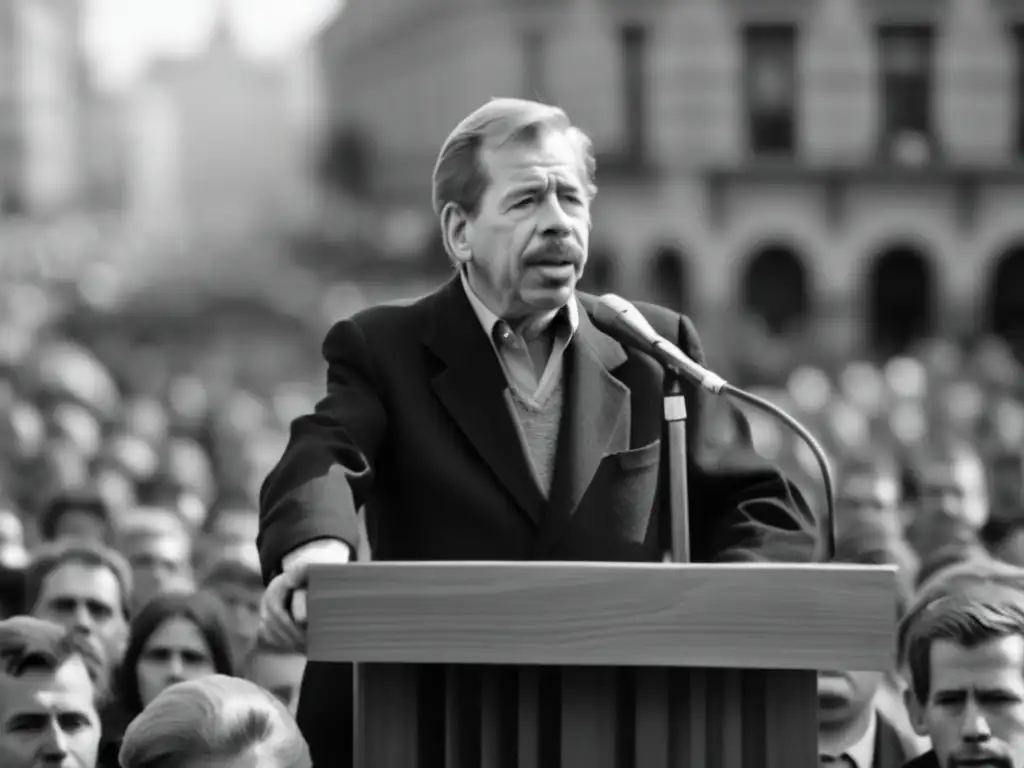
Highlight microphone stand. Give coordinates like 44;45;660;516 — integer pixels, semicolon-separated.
663;375;690;563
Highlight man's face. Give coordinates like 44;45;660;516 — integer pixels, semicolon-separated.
838;472;899;516
248;651;306;717
0;656;100;768
52;510;106;543
124;534;193;610
456;130;590;322
920;459;989;529
34;562;127;666
908;635;1024;767
817;669;884;728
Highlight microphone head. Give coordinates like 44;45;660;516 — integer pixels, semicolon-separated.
597;294;633;313
593;294;632;326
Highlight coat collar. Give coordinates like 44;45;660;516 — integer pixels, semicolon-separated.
423;275;629;530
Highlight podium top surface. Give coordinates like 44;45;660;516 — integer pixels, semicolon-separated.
307;562;897;671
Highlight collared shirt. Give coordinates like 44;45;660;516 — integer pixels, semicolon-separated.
821;711;877;768
460;270;578;406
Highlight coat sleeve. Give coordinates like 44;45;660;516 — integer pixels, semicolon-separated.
676;313;819;563
256;318;387;584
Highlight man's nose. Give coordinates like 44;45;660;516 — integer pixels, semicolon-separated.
960;700;993;743
538;196;572;236
40;719;69;757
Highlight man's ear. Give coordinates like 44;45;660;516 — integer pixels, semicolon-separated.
440;202;472;266
904;685;929;737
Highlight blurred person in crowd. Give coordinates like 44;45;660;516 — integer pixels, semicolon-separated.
48;402;103;463
38;487;112;544
823;496;925;765
118;675;310;768
104;591;235;763
0;616;103;768
115;509;194;612
25;540;132;680
836;454;916;567
91;467;137;524
241;632;306;717
114;591;234;718
902;443;992;586
31;439;92;508
201;558;263;661
0;503;28;568
898;581;1024;768
208;501;259;549
904;442;989;550
196;500;260;571
258;97;816;762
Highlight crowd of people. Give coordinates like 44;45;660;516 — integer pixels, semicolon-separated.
2;237;1024;764
0;273;320;766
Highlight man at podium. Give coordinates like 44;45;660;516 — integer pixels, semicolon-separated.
256;98;817;761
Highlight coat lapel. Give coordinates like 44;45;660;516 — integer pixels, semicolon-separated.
424;277;546;526
538;302;630;551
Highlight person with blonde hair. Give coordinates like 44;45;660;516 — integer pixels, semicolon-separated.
259;96;815;762
118;674;311;768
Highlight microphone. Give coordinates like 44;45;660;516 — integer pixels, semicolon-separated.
593;295;727;394
592;293;837;561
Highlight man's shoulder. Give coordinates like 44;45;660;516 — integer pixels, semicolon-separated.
326;284;441;340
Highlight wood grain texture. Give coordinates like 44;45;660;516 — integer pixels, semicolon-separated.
307;562;896;670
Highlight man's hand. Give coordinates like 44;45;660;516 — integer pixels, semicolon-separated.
259;539;351;651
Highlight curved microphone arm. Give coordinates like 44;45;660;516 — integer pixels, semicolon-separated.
720;383;837;562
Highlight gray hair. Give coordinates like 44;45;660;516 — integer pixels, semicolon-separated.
431;97;598;220
118;674;311;768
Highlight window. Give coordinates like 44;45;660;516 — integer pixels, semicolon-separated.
618;23;649;162
1013;26;1024;156
742;24;798;157
521;29;547;101
877;25;934;158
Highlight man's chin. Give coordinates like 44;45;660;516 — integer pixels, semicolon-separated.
522;284;574;309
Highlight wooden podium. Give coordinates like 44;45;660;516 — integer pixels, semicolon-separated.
308;561;896;767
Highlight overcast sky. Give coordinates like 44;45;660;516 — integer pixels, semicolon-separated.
82;0;342;90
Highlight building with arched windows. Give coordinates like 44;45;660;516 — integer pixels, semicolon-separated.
315;0;1024;362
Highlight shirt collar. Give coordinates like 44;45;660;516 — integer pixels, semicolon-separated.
824;711;877;768
460;269;578;343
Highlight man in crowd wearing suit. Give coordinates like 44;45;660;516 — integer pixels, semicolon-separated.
899;578;1024;767
257;97;817;763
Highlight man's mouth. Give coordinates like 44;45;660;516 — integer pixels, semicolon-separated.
531;256;575;267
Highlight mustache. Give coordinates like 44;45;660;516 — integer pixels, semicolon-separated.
525;242;583;265
950;747;1013;767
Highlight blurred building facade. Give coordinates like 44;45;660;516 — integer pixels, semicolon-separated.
0;0;86;216
317;0;1024;365
127;12;315;269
